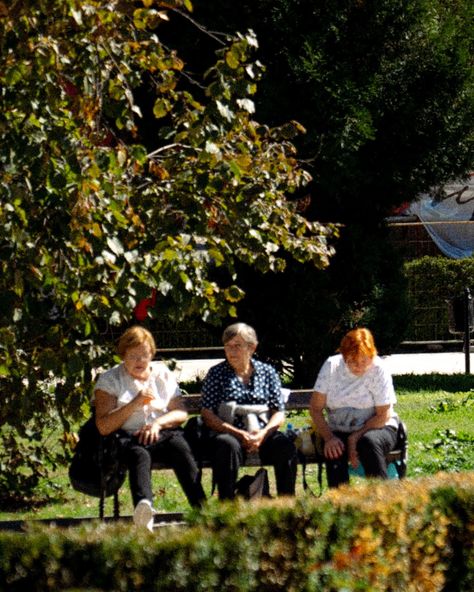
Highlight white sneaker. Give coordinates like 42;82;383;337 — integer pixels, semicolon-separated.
133;499;155;532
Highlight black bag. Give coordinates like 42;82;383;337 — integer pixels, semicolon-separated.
235;468;271;500
69;416;127;498
183;416;211;469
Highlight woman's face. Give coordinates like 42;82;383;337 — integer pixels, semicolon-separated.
122;342;153;380
344;352;374;376
224;335;256;372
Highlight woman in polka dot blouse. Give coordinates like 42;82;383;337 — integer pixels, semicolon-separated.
310;327;400;488
201;322;297;499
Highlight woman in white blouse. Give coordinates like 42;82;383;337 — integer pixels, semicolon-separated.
94;326;205;530
310;327;399;488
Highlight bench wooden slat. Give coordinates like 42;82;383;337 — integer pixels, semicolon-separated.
181;389;313;414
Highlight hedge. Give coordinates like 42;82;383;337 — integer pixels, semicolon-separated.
0;472;473;592
403;256;474;341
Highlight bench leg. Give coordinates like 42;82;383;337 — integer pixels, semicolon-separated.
99;491;105;520
113;491;120;519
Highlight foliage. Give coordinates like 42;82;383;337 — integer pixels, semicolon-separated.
192;0;474;221
429;391;474;413
416;428;474;474
403;255;474;341
176;0;474;381
404;256;474;299
0;0;336;502
0;473;473;591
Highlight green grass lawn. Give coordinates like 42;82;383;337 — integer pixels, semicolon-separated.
0;373;473;523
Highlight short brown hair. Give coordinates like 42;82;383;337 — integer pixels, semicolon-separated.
116;326;156;358
338;328;377;359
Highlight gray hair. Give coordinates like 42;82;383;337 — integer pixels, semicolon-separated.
222;322;258;346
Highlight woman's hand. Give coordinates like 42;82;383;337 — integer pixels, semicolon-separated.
245;430;267;453
237;429;256;450
135;421;161;446
347;433;360;468
133;388;155;409
324;436;345;460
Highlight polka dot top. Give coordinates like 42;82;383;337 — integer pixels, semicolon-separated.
201;359;284;425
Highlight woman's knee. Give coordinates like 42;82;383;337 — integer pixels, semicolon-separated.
124;444;152;473
164;433;198;463
261;432;297;463
214;433;241;453
357;432;383;454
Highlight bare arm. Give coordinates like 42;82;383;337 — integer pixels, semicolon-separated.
94;388;153;435
133;396;190;446
155;396;188;429
351;404;391;438
347;404;391;468
309;391;345;460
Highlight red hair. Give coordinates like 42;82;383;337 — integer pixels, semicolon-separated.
338;328;377;359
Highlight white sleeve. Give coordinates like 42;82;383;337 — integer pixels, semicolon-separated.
94;368;118;396
154;364;181;400
370;362;396;406
313;358;332;393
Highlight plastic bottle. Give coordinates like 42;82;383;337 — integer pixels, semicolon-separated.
286;422;297;440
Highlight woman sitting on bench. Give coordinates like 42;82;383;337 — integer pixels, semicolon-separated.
93;326;205;531
201;322;297;499
310;327;400;488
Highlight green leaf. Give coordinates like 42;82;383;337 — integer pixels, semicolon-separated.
153;98;171;119
229;160;241;179
225;49;240;70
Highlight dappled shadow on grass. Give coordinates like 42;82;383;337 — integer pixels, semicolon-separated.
394;373;474;393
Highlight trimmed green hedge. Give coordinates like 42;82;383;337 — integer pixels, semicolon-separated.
0;472;473;591
403;256;474;341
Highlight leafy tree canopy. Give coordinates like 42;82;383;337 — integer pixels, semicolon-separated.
190;0;474;222
176;0;473;383
0;0;336;502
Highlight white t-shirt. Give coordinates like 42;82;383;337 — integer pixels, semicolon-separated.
313;354;397;432
93;361;181;434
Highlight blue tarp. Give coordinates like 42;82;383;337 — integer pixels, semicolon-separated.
408;174;474;259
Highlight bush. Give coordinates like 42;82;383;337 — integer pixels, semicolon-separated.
0;472;473;591
403;256;474;341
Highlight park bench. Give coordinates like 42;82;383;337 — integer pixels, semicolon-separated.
94;390;408;519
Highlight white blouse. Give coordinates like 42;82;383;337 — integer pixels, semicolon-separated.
93;361;181;434
313;354;397;432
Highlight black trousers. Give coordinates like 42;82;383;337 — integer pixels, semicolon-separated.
209;430;297;500
118;429;206;508
325;426;398;488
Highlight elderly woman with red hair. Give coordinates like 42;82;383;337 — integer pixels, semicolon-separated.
310;328;399;488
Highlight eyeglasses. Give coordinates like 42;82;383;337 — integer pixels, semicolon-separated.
125;353;152;362
224;343;249;352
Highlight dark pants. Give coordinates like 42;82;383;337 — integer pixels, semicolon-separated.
325;426;398;488
209;430;297;500
118;429;206;508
